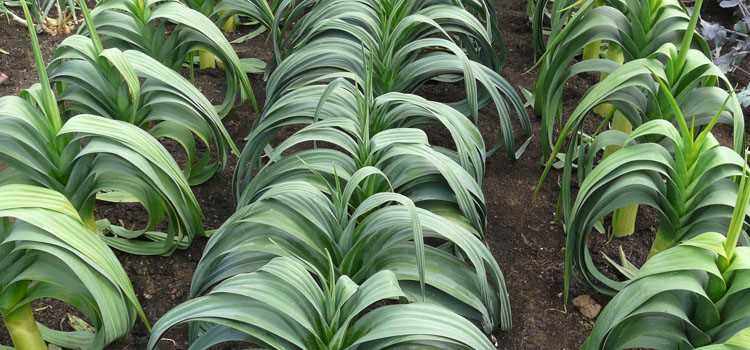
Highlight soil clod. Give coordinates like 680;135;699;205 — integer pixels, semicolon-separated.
572;295;602;320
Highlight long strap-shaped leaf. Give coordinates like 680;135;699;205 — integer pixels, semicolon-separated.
0;184;146;348
583;234;750;349
60;114;204;255
264;0;529;158
86;0;257;115
562;121;748;300
49;37;239;185
149;256;495;350
150;0;513;347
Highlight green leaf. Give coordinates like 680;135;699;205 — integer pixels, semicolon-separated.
0;184;145;348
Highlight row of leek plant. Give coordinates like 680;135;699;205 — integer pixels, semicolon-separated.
534;0;742;158
20;0;243;256
0;2;149;348
146;0;529;348
531;0;750;348
3;0;265;256
530;0;709;57
534;0;745;238
574;82;750;349
0;0;251;347
259;0;528;158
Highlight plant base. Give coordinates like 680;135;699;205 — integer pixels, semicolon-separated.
5;304;47;350
648;232;673;258
604;111;638;238
612;204;638;238
199;51;216;70
223;15;237;33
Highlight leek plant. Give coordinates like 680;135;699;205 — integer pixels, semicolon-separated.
561;80;749;302
0;94;204;256
528;0;571;56
48;0;238;185
539;49;744;239
535;0;744;241
180;0;270;34
534;0;718;156
179;0;236;37
0;185;146;349
177;0;279;35
235;79;488;231
148;257;498;350
150;176;509;346
529;0;688;56
194;175;508;329
81;0;257;116
213;0;283;41
582;168;750;349
265;0;530;158
190;77;510;339
0;0;204;256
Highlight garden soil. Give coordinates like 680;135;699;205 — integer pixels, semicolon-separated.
0;0;745;348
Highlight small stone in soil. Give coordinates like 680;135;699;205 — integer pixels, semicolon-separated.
572;294;602;320
0;72;8;85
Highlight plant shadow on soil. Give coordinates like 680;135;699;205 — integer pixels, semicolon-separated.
0;0;748;349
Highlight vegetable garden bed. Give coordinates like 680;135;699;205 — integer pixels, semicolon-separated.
0;0;748;349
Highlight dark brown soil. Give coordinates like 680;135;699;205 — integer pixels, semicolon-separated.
488;3;600;348
0;1;746;349
0;22;64;96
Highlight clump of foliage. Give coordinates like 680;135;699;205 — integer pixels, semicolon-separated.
533;0;730;156
263;0;530;158
534;0;745;243
0;1;150;348
182;0;280;38
150;257;500;350
560;81;749;300
148;0;520;348
82;0;257;116
49;0;239;187
582;158;750;349
1;0;225;257
0;185;147;349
